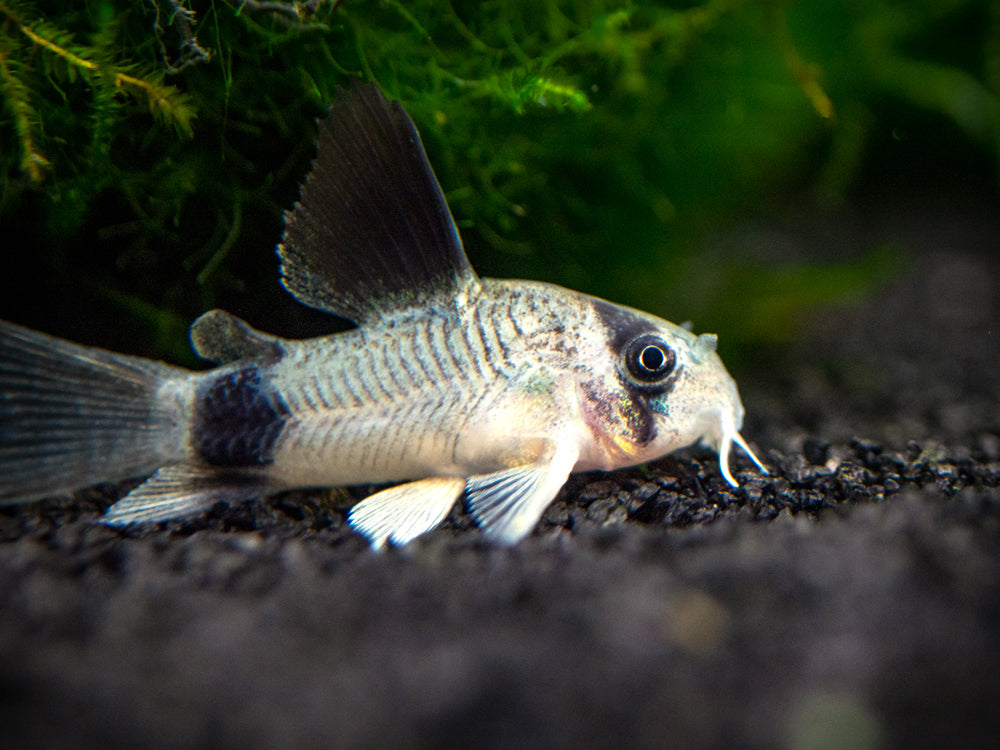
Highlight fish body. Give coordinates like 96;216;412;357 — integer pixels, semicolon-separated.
0;84;764;547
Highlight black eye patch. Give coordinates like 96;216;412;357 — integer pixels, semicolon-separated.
624;334;676;384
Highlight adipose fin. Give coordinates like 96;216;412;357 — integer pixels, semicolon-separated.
190;309;286;365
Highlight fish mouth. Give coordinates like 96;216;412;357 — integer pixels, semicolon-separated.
701;408;767;487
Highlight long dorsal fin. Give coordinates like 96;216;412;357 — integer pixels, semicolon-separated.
278;82;481;324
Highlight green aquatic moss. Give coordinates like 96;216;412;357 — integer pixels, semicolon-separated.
1;0;997;362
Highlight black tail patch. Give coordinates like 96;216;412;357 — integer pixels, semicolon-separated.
192;364;290;467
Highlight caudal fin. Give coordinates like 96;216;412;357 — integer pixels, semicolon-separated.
0;321;189;505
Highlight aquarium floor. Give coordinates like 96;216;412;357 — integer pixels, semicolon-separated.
2;194;999;749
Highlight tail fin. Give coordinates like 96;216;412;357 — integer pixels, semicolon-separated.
0;321;189;505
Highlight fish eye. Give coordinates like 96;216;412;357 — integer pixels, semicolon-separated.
623;334;676;384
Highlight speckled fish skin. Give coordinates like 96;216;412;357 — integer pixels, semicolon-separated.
214;280;743;485
0;83;764;547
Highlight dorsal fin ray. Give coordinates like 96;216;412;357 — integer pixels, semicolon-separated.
278;82;480;324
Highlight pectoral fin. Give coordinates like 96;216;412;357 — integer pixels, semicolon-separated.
348;476;466;550
465;442;579;545
101;466;265;526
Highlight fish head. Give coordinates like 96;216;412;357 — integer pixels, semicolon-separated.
577;299;766;485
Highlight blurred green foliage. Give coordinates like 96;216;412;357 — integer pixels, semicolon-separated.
1;0;997;364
